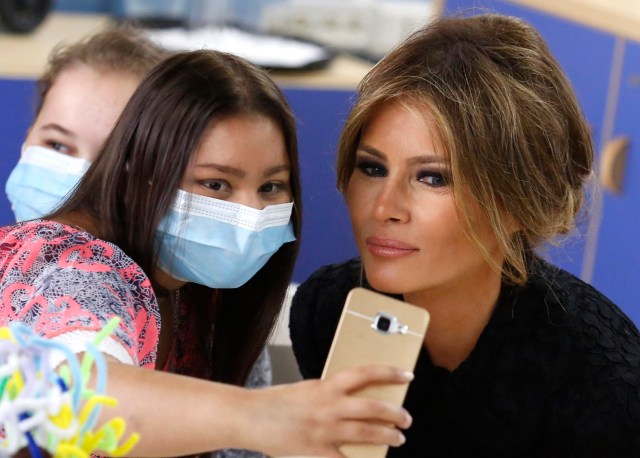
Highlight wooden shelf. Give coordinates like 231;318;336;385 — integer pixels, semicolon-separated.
0;12;372;89
0;13;110;79
268;54;372;90
502;0;640;42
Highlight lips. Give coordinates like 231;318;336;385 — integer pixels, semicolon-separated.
365;236;418;258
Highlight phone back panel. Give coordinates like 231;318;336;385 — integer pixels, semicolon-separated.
321;287;429;458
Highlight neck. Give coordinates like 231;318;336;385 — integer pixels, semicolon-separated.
404;263;503;371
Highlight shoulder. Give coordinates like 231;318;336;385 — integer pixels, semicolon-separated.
0;219;81;243
291;257;363;322
525;258;639;343
523;259;640;428
295;257;363;295
0;220;147;283
1;219;120;260
0;220;159;366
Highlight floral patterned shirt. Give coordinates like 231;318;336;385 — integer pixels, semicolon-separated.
0;220;159;367
0;220;269;458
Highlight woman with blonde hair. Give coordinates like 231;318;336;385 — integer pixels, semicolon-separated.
291;13;640;455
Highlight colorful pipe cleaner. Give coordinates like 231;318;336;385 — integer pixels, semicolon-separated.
0;318;140;457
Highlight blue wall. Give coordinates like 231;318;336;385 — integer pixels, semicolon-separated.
0;79;35;225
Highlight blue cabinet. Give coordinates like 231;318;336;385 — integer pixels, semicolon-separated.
283;88;358;283
591;42;640;321
443;0;640;321
0;79;34;226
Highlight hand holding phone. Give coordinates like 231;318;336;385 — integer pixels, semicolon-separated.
321;287;430;458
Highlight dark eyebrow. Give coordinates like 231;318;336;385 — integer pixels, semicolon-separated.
195;163;245;178
194;163;290;179
358;144;446;166
39;123;75;138
263;164;290;177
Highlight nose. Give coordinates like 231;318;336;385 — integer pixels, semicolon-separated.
372;178;410;223
229;189;265;210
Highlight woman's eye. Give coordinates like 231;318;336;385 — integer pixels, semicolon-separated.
417;170;449;187
259;182;287;194
203;180;230;192
46;141;71;155
355;160;387;178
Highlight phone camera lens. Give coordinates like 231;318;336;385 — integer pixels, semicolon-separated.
376;316;392;332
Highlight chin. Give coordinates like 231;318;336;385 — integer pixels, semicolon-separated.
365;270;409;296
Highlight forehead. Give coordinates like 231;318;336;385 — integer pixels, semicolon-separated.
37;64;140;133
360;99;446;156
192;114;289;168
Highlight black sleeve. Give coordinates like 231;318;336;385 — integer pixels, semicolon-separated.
289;258;363;379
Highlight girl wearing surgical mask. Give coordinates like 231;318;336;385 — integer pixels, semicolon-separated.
5;26;166;222
0;50;413;457
5;28;292;458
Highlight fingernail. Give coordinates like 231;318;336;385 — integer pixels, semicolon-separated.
404;412;413;428
402;371;414;381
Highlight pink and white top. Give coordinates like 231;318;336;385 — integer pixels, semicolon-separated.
0;220;159;368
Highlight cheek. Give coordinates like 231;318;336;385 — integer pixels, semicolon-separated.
443;207;500;260
78;145;102;162
414;199;470;248
345;178;366;223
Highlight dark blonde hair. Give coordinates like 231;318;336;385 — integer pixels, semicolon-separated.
36;25;168;115
337;14;593;284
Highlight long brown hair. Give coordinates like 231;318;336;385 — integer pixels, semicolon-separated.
337;14;593;284
53;50;302;385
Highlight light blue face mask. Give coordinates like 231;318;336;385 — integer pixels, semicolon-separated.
156;189;296;289
5;145;91;222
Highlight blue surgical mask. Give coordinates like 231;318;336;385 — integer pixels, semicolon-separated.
156;189;296;288
5;145;91;222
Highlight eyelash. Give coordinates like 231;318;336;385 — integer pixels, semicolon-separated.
355;160;387;178
201;180;289;195
417;170;449;187
355;159;450;188
259;182;289;194
45;141;72;155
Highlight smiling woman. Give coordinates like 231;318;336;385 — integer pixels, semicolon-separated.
290;13;640;456
345;101;501;309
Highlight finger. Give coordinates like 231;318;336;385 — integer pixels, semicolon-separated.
335;420;407;447
329;365;414;393
339;396;412;429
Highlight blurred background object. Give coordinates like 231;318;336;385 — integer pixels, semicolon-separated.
0;0;52;33
53;0;437;63
262;0;437;60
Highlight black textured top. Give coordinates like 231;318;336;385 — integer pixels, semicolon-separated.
290;257;640;456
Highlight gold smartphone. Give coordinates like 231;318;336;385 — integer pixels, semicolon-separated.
321;287;430;458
